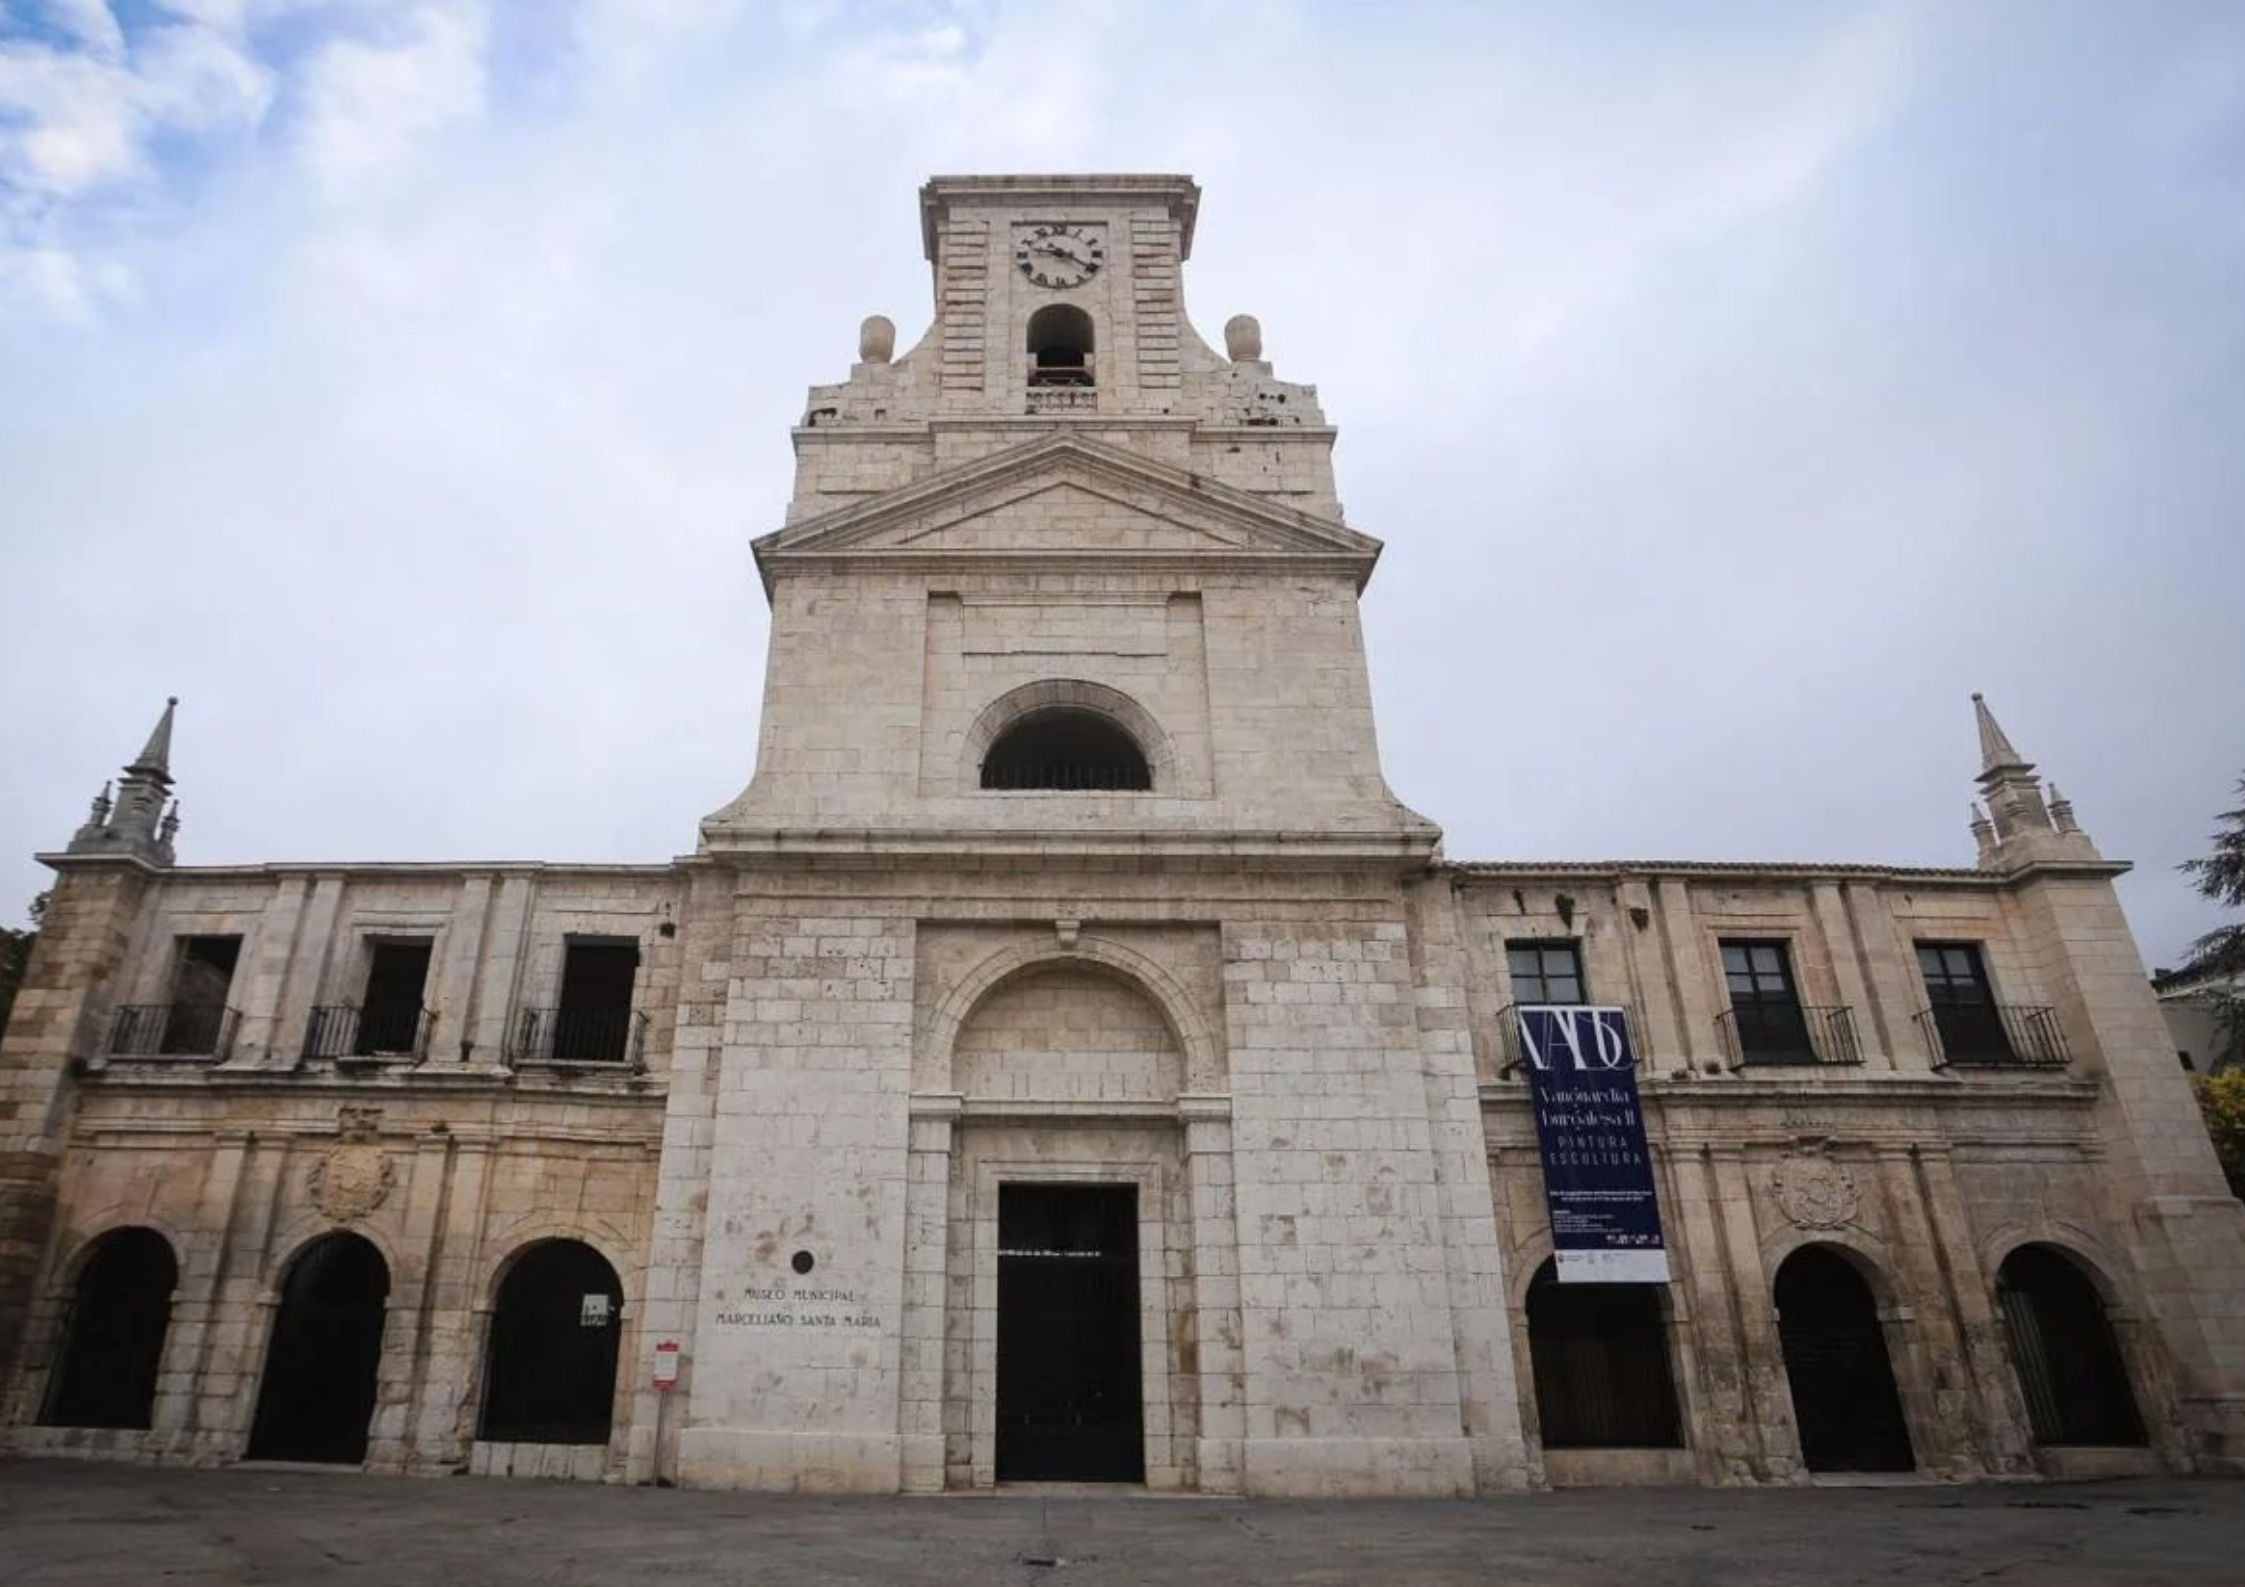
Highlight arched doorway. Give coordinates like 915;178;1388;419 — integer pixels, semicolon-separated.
1996;1245;2145;1447
1774;1245;1914;1472
479;1240;626;1445
1524;1258;1683;1449
40;1227;177;1430
247;1232;389;1464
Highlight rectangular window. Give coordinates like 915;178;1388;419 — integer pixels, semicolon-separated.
162;935;241;1055
553;939;640;1063
357;938;433;1056
1719;939;1812;1062
1506;941;1586;1005
1916;941;2010;1061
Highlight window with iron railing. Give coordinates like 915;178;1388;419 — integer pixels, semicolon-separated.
1717;939;1859;1066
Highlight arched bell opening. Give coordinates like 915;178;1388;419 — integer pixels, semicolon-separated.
246;1231;389;1464
478;1239;627;1446
39;1227;178;1431
980;707;1152;792
1524;1258;1684;1450
1026;303;1096;388
1996;1244;2146;1448
1773;1244;1915;1472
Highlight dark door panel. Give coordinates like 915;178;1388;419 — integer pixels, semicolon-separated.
995;1185;1144;1483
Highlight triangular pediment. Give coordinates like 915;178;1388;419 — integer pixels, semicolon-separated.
755;434;1381;587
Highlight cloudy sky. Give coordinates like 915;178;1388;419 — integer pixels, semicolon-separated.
2;0;2240;970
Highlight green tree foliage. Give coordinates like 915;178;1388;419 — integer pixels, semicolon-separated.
2180;775;2245;977
2195;1071;2245;1201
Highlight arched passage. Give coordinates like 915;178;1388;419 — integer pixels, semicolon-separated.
40;1228;176;1430
247;1231;389;1464
479;1240;626;1445
1996;1245;2145;1447
1524;1258;1683;1449
1774;1245;1915;1472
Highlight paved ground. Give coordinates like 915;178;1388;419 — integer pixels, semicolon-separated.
1;1461;2240;1586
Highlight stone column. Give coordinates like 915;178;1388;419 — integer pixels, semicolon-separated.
230;876;308;1067
898;1100;956;1493
470;874;535;1064
427;873;493;1063
1666;1143;1763;1481
366;1129;449;1474
1654;879;1719;1072
1868;1144;1974;1476
1182;1096;1246;1493
156;1129;253;1455
1710;1147;1800;1480
1912;1144;2036;1475
1809;883;1886;1070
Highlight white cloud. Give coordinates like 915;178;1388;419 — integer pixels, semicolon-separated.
294;2;489;188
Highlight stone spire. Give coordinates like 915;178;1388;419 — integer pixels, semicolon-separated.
65;697;181;864
1973;692;2031;777
1966;693;2098;869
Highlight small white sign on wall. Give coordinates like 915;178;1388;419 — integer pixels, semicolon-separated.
580;1293;612;1327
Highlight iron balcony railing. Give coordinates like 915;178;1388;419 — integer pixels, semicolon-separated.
1915;1003;2070;1070
110;1003;238;1060
981;761;1152;792
304;1003;432;1062
1493;1002;1643;1077
1717;1002;1862;1068
510;1007;649;1070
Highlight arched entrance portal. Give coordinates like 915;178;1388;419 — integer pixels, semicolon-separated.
1774;1245;1915;1472
1996;1245;2145;1447
479;1240;626;1445
1524;1258;1683;1449
247;1232;389;1464
40;1227;177;1430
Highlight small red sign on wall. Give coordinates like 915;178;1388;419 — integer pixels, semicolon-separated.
652;1340;681;1389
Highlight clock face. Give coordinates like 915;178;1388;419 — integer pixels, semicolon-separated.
1015;223;1105;289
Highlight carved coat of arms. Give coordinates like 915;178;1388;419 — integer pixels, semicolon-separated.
310;1107;396;1222
1771;1151;1860;1230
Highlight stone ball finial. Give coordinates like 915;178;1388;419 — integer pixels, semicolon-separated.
858;314;895;364
1224;313;1262;362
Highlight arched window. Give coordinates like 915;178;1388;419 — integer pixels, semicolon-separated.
981;708;1151;791
480;1239;626;1445
40;1228;176;1430
1996;1245;2145;1447
247;1231;389;1464
1524;1258;1682;1448
1027;304;1095;388
1774;1245;1915;1472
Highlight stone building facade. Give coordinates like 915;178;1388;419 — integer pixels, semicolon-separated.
3;174;2241;1495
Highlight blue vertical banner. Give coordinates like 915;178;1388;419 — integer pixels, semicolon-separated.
1516;1005;1670;1283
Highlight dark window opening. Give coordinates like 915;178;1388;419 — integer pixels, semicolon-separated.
1774;1246;1915;1472
1507;941;1586;1005
1997;1246;2145;1447
1027;304;1096;387
1721;939;1813;1062
247;1232;388;1464
1525;1259;1681;1449
162;935;240;1055
553;940;640;1063
1917;942;2011;1062
982;708;1151;792
479;1241;625;1446
40;1228;176;1430
358;939;432;1056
